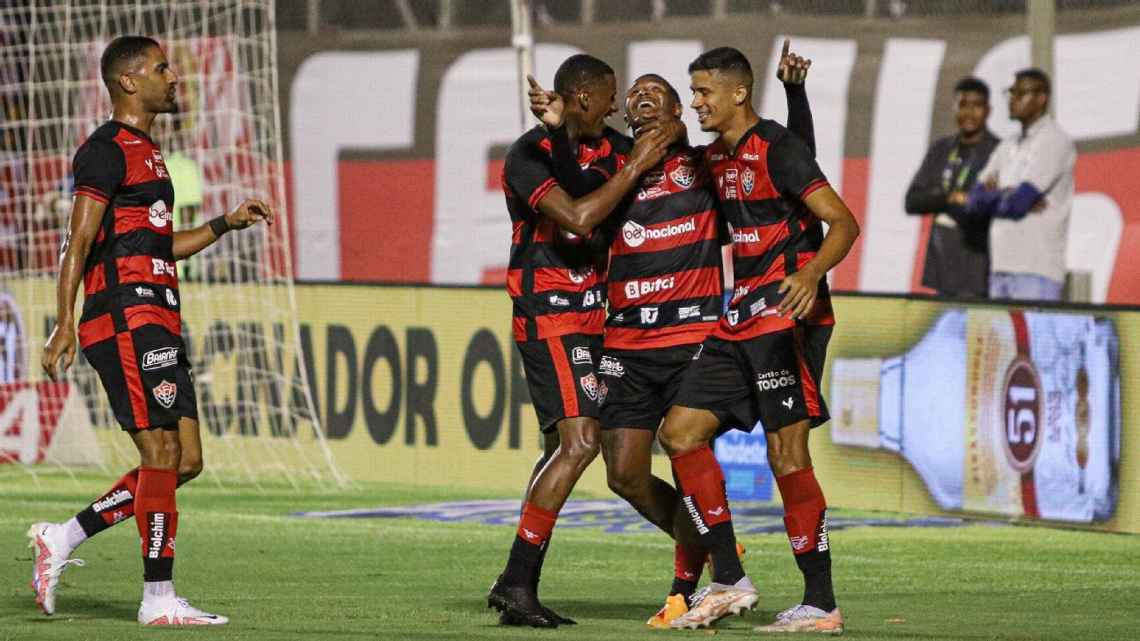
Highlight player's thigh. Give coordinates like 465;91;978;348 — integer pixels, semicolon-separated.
658;404;723;454
515;333;602;432
598;350;669;432
741;326;831;434
177;416;204;475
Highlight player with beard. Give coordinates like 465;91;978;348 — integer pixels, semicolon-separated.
657;46;859;632
487;53;676;628
529;42;816;629
29;36;272;625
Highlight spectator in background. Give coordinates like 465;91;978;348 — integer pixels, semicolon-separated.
904;77;999;298
966;68;1075;301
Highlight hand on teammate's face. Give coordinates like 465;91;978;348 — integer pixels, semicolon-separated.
527;75;564;129
225;198;274;230
629;126;671;172
777;38;812;85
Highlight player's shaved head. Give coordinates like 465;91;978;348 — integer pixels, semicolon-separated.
100;35;161;88
553;54;614;100
634;74;680;105
688;47;753;92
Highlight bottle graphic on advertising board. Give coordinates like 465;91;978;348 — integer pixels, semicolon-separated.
829;309;1120;523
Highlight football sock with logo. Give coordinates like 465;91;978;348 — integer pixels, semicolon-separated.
73;467;140;544
502;502;557;587
776;467;835;612
670;543;705;598
670;446;744;585
135;468;178;587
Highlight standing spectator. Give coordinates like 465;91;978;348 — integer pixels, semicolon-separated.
966;68;1075;301
905;77;999;298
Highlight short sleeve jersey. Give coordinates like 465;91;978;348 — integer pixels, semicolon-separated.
604;144;724;350
706;119;834;341
503;126;628;342
72;121;181;349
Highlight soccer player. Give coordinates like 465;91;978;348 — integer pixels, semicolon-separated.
28;35;271;625
487;53;673;628
531;41;817;630
661;47;860;632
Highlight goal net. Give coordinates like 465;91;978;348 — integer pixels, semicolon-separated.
0;0;344;487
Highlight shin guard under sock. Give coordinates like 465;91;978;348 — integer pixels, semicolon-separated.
671;446;743;585
75;467;140;538
776;467;835;612
135;468;178;583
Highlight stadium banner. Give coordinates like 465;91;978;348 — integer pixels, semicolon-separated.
275;6;1140;304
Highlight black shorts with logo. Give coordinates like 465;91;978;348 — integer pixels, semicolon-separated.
82;324;198;432
674;325;832;433
598;344;700;431
515;333;602;432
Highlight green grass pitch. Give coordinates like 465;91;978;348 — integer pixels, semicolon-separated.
2;473;1137;640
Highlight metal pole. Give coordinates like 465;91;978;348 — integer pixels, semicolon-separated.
510;0;535;133
306;0;319;34
1027;0;1055;82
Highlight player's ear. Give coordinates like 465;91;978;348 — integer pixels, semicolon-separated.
672;101;683;118
576;90;590;113
118;72;136;95
733;84;748;107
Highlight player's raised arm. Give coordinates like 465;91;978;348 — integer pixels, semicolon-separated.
534;127;670;236
778;38;816;156
172;198;274;261
42;194;107;381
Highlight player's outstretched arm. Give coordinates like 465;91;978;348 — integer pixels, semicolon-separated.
779;38;816;156
536;127;670;236
172;198;274;261
777;186;859;319
43;195;105;381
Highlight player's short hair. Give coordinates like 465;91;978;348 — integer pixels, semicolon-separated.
688;47;753;85
553;54;614;100
954;77;990;102
634;74;681;105
100;35;160;87
1014;67;1051;95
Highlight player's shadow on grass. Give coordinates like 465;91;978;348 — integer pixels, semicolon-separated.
456;598;779;624
20;596;137;622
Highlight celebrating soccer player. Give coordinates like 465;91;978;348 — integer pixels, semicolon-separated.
658;46;859;632
486;53;674;628
530;39;818;630
29;36;272;626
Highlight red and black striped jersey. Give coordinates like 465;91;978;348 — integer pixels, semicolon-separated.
71;121;181;348
707;119;834;342
603;145;724;350
503;126;628;343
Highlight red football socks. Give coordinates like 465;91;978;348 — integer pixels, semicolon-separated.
75;467;140;536
135;467;178;582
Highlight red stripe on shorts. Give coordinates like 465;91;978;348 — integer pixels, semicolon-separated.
546;336;579;417
794;327;822;417
116;331;150;429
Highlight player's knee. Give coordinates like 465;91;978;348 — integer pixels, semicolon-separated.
658;422;698;456
766;440;811;476
606;466;644;500
139;433;181;470
562;434;600;470
178;455;203;485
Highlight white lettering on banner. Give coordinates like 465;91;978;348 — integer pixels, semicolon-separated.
627;40;714;146
432;44;581;284
760;35;858;196
291;50;420;279
859;38;946;294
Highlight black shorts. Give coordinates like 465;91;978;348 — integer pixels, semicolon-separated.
515;333;602;432
82;324;198;432
598;344;700;431
674;325;832;433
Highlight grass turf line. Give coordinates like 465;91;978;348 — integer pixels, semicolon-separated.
1;474;1137;640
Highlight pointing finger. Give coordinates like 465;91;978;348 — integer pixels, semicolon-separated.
782;38;790;60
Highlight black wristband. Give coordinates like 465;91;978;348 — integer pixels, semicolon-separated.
208;215;231;237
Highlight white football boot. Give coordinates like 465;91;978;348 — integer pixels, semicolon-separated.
670;576;758;629
138;596;229;625
754;603;845;634
27;522;85;615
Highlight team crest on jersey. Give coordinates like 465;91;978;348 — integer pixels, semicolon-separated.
567;266;593;284
669;163;695;189
741;167;755;195
149;200;171;228
152;380;177;409
580;373;599;401
597;379;609;405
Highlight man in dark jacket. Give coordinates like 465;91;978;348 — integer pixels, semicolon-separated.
904;77;1000;298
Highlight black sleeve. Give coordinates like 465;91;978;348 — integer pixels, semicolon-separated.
549;126;612;198
904;140;951;215
784;83;815;157
767;132;828;202
72;137;125;203
503;138;557;211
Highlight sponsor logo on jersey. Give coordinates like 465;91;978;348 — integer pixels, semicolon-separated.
165;288;178;307
152;380;177;409
678;305;701;320
732;285;750;301
732;229;761;243
727;310;739;326
571;346;593;365
741;152;760;161
621;218;696;248
142;347;178;372
548;294;570;307
757;369;797;391
624;276;675;300
636;170;668;200
669;163;695;188
148;200;171;228
725;168;738;183
640;307;659;325
144;149;169;178
92;489;133;513
147;513;166;559
135;286;155;298
580;372;599;401
152;258;175;277
741;167;755;195
749;299;766;317
598;355;625;378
